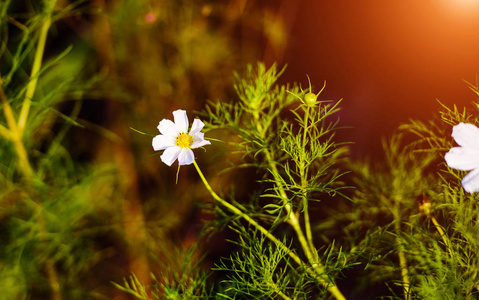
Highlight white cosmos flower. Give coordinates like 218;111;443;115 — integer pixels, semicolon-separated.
152;109;210;166
444;122;479;193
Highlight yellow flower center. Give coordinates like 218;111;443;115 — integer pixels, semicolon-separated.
176;132;193;148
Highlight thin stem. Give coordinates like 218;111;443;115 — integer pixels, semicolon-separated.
45;239;62;300
193;160;302;267
430;214;453;257
303;199;315;254
301;105;315;256
0;122;12;139
18;0;57;133
394;220;410;300
302;106;310;155
11;135;34;178
194;160;347;300
5;2;62;299
0;77;33;178
270;282;293;300
264;149;316;265
251;109;345;300
0;80;18;133
253;112;314;265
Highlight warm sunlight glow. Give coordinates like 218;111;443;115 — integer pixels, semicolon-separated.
456;0;479;4
442;0;479;14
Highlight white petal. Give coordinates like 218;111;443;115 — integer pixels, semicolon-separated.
161;146;181;166
451;123;479;149
173;110;189;133
462;168;479;193
158;119;178;137
191;132;211;149
177;148;195;165
190;118;205;136
445;147;479;171
152;135;176;151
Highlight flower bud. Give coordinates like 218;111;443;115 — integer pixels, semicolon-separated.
417;195;431;216
304;92;318;107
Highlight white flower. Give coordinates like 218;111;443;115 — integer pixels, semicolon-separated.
444;122;479;193
152;109;210;166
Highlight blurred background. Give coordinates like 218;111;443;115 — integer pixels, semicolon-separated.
2;0;479;298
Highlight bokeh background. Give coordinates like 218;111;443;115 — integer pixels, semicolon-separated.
2;0;479;298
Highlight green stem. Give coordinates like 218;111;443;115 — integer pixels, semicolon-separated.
18;0;57;133
251;110;345;300
0;76;33;178
303;199;314;250
270;282;293;300
301;105;316;257
193;160;303;268
263;149;316;265
430;214;453;257
265;154;343;298
394;220;410;300
14;3;62;300
0;123;12;139
194;160;347;300
302;106;310;152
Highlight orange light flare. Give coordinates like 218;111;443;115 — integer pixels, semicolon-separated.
448;0;479;8
439;0;479;16
144;12;157;24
